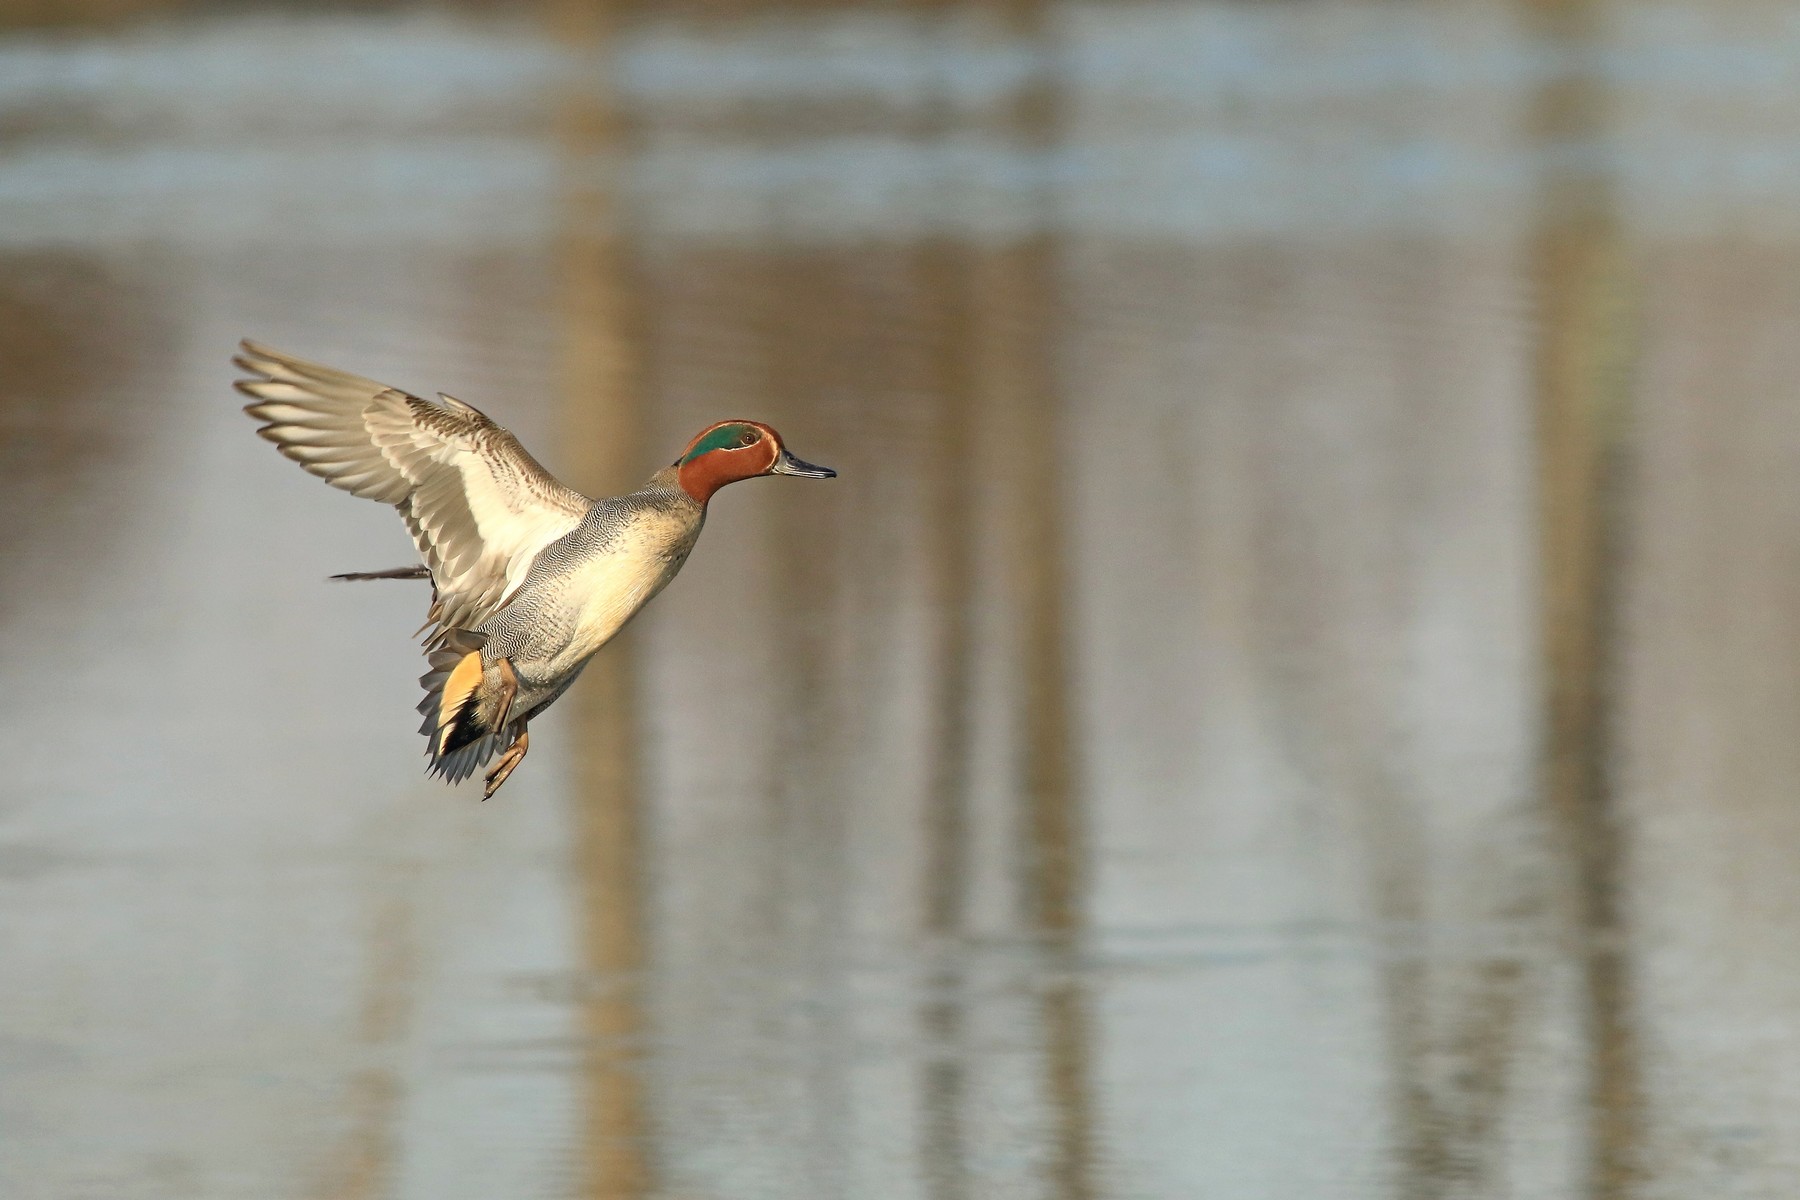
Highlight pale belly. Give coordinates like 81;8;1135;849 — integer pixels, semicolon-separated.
478;502;702;696
536;547;688;679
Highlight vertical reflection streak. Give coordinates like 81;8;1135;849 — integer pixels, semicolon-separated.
917;238;976;1200
763;258;855;1200
1359;252;1535;1198
319;880;418;1200
1014;230;1097;1198
1523;0;1643;1193
906;8;981;1192
978;4;1098;1194
550;2;651;1196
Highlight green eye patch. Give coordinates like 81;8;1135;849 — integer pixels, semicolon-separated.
681;424;756;462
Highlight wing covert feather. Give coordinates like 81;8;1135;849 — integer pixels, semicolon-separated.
237;340;591;641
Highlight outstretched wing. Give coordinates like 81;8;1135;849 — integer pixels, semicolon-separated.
237;340;591;641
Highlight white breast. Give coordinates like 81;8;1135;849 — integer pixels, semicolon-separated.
550;518;698;675
552;554;665;664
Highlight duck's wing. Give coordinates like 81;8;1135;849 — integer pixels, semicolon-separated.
237;340;592;641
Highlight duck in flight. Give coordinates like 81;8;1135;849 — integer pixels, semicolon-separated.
237;341;835;798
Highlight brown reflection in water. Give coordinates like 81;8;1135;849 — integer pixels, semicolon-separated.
550;1;652;1195
320;881;419;1200
909;6;984;1191
1524;0;1644;1194
0;253;166;629
917;237;978;1200
987;11;1097;1198
0;0;174;33
1007;236;1097;1200
764;263;860;1200
1381;838;1534;1196
1014;145;1094;1200
905;1;1095;1191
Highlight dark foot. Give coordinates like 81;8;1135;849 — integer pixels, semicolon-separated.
483;728;529;800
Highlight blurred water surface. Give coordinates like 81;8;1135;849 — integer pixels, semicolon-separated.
5;1;1800;1197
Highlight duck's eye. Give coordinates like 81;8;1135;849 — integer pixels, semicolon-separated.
739;430;759;446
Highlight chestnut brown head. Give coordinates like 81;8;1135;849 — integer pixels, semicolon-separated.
673;420;835;504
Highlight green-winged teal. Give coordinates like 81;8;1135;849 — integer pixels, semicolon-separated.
238;341;835;798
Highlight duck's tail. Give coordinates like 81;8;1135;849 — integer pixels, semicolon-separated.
416;630;503;783
331;565;431;582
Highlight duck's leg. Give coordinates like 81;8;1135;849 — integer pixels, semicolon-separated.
480;657;527;799
490;656;520;733
483;727;529;800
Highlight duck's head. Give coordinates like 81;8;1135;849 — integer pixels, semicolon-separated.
673;420;836;504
